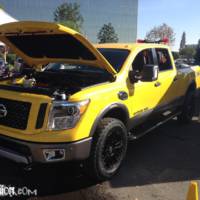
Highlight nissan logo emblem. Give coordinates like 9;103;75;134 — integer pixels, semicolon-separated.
0;104;7;118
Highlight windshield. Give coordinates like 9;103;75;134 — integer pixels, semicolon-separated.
45;48;130;73
45;63;108;73
98;48;130;72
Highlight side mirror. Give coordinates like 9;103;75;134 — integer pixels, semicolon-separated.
141;64;159;82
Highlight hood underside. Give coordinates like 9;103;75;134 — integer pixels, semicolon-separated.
0;21;117;75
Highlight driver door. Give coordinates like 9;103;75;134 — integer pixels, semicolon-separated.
127;48;161;126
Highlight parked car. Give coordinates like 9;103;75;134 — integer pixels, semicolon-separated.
0;21;199;181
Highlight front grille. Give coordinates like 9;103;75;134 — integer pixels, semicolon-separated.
0;98;31;130
36;103;48;129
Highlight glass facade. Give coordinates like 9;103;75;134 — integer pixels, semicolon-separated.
0;0;138;43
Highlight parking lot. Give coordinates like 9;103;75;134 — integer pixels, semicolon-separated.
0;111;200;200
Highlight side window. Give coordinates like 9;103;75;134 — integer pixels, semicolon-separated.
132;49;154;73
156;48;172;71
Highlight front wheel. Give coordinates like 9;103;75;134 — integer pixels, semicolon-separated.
177;89;196;123
85;118;128;181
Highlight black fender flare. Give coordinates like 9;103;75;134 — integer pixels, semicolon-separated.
185;81;197;97
181;81;197;105
89;103;129;137
187;81;196;92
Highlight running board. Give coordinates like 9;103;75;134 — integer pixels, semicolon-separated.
128;111;181;140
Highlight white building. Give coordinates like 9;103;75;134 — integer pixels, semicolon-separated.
0;8;17;62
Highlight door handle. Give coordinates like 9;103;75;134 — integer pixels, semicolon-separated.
154;82;161;87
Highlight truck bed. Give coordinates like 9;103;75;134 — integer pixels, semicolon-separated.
176;63;200;90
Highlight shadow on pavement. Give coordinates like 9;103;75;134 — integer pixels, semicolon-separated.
0;160;97;197
111;118;200;188
0;118;200;198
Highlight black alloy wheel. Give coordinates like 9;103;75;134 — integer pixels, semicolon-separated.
86;118;127;181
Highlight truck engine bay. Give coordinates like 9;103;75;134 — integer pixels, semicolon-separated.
0;65;112;100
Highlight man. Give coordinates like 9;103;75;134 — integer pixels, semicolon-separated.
0;43;9;78
0;42;8;63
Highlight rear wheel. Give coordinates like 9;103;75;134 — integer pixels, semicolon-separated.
177;89;196;123
85;118;127;181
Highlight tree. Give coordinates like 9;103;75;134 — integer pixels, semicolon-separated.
180;32;186;50
172;51;180;60
180;47;196;60
145;23;175;45
54;2;83;32
195;39;200;64
97;23;119;43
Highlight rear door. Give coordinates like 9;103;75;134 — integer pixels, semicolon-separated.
154;48;181;110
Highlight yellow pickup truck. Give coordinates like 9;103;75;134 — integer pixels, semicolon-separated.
0;21;199;180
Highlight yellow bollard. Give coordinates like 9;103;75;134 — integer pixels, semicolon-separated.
187;181;199;200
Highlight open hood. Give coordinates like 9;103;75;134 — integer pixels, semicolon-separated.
0;21;117;75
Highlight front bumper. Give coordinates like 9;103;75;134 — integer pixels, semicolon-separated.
0;134;92;165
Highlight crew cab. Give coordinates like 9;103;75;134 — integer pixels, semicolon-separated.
0;21;199;180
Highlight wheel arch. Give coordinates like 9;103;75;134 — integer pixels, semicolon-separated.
186;81;197;95
182;80;197;106
188;81;196;91
89;103;129;137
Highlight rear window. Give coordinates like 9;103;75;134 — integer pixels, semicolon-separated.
98;48;130;72
156;48;173;71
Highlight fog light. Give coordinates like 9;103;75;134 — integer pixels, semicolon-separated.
43;149;65;162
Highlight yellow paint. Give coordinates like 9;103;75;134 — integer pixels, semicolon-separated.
0;21;199;143
0;21;117;75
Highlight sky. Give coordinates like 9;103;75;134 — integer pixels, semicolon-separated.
137;0;200;51
0;0;199;51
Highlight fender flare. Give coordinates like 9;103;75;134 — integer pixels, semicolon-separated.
89;103;129;137
187;81;196;92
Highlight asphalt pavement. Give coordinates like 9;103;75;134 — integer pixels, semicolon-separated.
0;108;200;200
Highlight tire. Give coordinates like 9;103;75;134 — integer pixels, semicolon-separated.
85;118;128;181
177;89;196;123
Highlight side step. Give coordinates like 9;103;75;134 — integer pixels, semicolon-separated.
128;111;181;140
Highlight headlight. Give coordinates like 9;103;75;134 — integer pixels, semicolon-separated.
47;99;90;130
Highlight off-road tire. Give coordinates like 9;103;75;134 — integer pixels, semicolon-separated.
177;89;196;123
85;118;128;181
